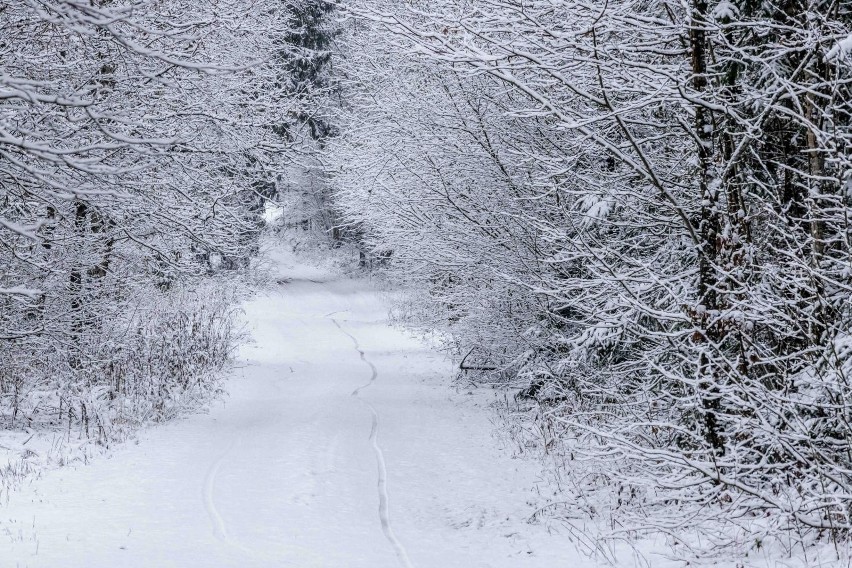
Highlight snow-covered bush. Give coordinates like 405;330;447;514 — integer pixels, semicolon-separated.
0;280;241;440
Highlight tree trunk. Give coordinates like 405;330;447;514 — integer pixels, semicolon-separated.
690;0;725;455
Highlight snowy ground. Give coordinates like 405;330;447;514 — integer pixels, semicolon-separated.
0;243;602;568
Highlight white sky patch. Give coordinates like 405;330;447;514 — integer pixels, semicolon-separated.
261;201;285;224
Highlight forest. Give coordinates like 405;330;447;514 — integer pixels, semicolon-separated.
2;0;852;565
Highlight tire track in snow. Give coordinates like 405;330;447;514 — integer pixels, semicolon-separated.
331;318;416;568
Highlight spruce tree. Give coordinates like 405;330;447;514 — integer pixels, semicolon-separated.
278;0;338;144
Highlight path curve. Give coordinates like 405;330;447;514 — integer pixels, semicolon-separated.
0;244;579;568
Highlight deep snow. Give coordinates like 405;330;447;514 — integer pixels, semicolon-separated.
1;244;589;568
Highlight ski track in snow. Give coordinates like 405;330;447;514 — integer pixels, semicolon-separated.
331;318;415;568
202;435;261;561
203;437;238;542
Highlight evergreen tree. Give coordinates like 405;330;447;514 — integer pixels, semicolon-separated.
277;0;338;144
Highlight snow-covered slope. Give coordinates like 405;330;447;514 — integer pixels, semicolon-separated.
0;244;586;567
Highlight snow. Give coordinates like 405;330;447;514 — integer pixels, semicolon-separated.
711;1;739;21
0;287;43;298
827;33;852;61
0;243;589;567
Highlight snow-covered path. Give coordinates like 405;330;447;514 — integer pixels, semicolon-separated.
1;248;581;568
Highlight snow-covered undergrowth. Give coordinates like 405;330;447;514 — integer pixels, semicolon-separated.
491;395;852;568
0;279;244;503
